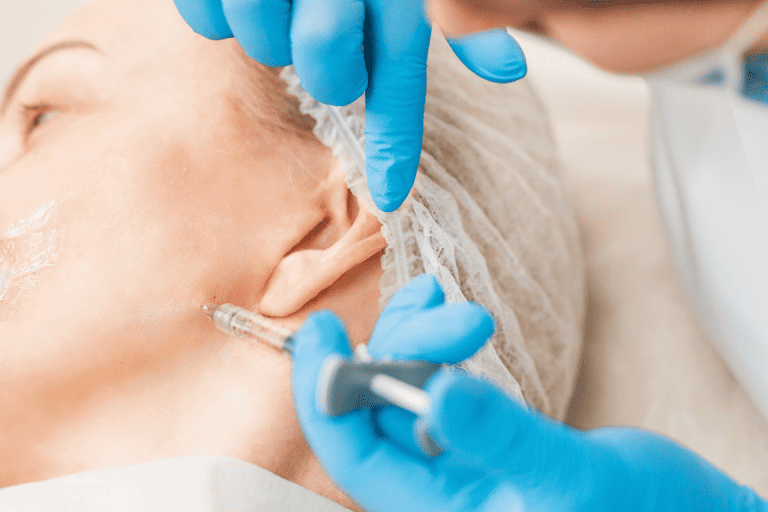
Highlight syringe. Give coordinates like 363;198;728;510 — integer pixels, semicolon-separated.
202;302;442;456
202;303;295;354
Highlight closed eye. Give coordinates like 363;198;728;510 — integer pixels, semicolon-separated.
21;104;61;134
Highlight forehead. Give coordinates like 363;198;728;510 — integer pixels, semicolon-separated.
37;0;211;66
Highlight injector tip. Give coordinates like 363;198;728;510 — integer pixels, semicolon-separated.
202;303;218;320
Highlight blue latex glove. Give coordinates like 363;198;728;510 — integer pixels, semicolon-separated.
172;0;526;212
291;274;768;512
744;54;768;104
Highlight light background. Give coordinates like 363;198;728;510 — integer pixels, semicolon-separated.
3;0;768;494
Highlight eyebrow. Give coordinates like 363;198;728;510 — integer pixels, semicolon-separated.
1;40;102;116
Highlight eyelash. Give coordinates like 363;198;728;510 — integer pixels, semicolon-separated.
19;103;60;135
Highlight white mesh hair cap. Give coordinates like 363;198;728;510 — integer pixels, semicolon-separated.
281;33;586;419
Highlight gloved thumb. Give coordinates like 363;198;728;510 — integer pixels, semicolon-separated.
367;275;495;364
424;370;593;485
446;29;527;84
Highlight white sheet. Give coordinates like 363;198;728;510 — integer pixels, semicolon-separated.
0;456;353;512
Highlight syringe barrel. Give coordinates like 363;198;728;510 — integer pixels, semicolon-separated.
211;303;292;353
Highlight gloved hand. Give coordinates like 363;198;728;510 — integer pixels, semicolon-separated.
173;0;526;212
291;274;768;512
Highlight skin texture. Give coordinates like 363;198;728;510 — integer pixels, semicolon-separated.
0;1;384;509
428;0;768;73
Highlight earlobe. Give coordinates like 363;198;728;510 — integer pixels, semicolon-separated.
258;191;386;318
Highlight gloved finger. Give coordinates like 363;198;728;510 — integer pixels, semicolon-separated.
371;407;423;455
364;2;432;212
290;0;367;105
291;311;459;510
367;273;445;353
424;370;593;489
221;0;292;67
174;0;234;40
370;302;494;363
445;29;527;84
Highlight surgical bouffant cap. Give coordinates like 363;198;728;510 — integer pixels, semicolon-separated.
282;33;586;419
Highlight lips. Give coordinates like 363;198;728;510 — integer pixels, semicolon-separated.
0;198;62;324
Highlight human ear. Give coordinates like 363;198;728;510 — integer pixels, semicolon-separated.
258;165;387;318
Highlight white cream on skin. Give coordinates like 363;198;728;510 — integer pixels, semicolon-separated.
0;198;63;324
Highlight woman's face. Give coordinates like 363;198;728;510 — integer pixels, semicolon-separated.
0;1;377;507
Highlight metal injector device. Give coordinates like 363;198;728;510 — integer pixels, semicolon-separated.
202;303;443;456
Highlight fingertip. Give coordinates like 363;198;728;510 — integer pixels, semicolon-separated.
366;154;419;213
370;301;491;363
382;273;445;312
514;59;527;82
174;0;234;40
436;302;496;354
371;190;407;213
364;69;425;212
243;44;293;68
368;274;445;357
447;29;527;83
405;274;445;303
298;309;342;331
299;310;346;337
222;0;292;67
295;70;367;107
464;302;496;341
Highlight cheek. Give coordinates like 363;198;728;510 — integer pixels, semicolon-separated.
0;99;314;392
0;192;212;404
0;130;208;366
0;197;64;324
130;119;323;302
